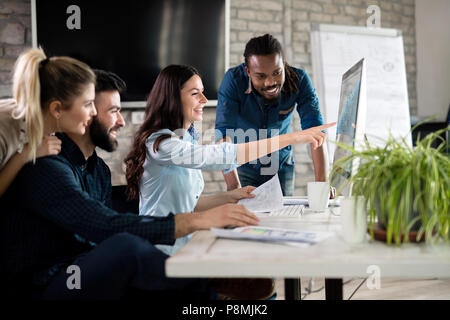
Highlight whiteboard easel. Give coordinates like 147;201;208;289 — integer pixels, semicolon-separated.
311;23;412;163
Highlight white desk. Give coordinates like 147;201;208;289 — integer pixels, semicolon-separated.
166;208;450;300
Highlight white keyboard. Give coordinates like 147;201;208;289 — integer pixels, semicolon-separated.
268;205;305;217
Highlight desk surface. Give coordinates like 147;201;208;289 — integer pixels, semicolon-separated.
166;208;450;279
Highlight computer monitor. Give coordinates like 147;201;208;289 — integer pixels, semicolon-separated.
331;58;367;196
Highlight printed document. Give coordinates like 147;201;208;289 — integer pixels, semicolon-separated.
283;197;341;207
211;226;334;244
238;174;284;212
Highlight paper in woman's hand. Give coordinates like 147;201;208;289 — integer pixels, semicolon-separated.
237;175;284;213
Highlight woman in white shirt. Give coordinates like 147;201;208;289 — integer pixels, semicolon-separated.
0;48;97;197
125;65;335;255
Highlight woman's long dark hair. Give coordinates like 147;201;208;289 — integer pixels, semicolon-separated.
125;65;200;200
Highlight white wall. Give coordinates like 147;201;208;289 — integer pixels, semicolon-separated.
416;0;450;121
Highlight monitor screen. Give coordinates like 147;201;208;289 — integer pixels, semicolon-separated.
33;0;227;104
332;58;367;195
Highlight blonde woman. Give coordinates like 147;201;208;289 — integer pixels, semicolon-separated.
0;48;97;197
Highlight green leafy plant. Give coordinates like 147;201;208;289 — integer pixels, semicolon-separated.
330;127;450;246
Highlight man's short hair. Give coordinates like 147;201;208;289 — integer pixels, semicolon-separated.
93;69;126;94
243;34;299;96
244;34;283;67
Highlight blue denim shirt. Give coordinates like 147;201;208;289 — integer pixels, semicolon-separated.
215;63;324;175
139;128;239;255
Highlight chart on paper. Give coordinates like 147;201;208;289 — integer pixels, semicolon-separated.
211;226;334;244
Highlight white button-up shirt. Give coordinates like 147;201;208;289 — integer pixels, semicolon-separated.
139;128;239;255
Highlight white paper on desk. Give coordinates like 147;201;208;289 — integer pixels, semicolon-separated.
283;198;309;206
211;226;334;244
282;198;341;207
238;174;284;212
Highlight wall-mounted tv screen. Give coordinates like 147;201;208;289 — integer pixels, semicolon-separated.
32;0;228;107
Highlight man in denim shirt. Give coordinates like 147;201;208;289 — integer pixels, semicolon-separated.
215;34;328;196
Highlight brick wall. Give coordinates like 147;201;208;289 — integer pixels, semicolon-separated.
0;0;31;97
0;0;417;195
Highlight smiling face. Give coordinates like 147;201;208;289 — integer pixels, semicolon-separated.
59;82;97;135
180;74;208;129
246;53;285;102
89;90;125;152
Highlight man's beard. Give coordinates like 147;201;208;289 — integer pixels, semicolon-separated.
89;118;118;152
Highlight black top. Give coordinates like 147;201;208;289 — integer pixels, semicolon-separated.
1;133;175;290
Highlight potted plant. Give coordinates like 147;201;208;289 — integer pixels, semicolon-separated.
330;127;450;246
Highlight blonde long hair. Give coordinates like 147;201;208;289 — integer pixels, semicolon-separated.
12;48;95;161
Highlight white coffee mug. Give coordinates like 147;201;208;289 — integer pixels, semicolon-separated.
307;182;330;212
341;196;367;244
